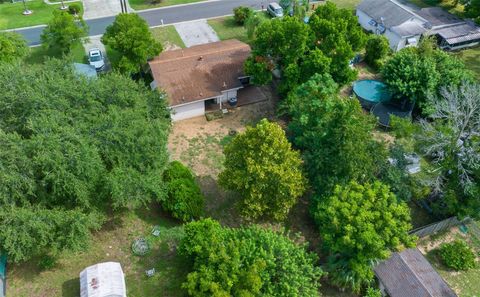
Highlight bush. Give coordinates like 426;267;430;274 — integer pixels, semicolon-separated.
233;6;254;25
439;240;476;270
162;161;204;222
68;3;81;15
38;254;57;270
364;287;382;297
365;35;389;69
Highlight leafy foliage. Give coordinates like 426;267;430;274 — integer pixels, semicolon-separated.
382;40;473;115
0;32;29;63
219;119;306;220
364;287;382;297
439;240;476;271
40;10;88;54
314;181;415;292
233;6;253;25
245;2;365;92
102;13;162;74
180;219;323;297
283;74;386;196
0;60;171;262
365;35;389;69
68;3;81;15
162;161;204;221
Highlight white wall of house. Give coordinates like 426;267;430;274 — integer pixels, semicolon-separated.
357;9;377;32
171;100;205;121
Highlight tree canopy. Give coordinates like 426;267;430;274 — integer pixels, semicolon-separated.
0;60;171;262
219;119;306;220
102;13;162;74
180;219;323;297
245;2;366;92
314;181;415;292
41;10;88;54
282;74;386;196
0;32;29;63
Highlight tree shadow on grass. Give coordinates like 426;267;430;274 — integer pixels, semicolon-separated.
62;277;79;297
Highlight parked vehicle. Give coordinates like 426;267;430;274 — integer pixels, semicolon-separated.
88;48;105;71
267;2;284;18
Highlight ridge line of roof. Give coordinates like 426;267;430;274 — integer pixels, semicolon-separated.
398;249;434;297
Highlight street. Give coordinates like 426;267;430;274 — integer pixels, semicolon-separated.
13;0;265;46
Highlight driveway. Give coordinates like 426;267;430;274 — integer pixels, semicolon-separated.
83;0;133;20
83;36;111;71
174;19;220;47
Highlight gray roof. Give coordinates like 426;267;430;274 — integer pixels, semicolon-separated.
357;0;424;28
392;20;427;36
418;7;462;27
374;248;457;297
434;23;480;45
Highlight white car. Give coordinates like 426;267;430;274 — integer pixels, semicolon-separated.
88;48;105;71
267;2;284;18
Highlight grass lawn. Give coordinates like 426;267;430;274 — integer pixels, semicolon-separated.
128;0;205;10
418;222;480;297
25;42;86;65
455;46;480;81
8;207;190;297
151;26;186;49
0;0;83;30
208;13;269;44
331;0;362;9
407;0;464;16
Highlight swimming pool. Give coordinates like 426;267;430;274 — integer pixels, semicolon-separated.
352;80;392;109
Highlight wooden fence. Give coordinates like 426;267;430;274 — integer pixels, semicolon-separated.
409;216;471;238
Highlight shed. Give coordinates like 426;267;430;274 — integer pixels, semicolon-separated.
79;262;126;297
374;248;457;297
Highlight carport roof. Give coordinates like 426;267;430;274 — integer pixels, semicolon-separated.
148;39;251;107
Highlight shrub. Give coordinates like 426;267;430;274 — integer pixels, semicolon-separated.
38;254;57;270
233;6;254;25
365;35;389;69
364;287;382;297
439;240;476;270
68;3;81;15
162;161;204;221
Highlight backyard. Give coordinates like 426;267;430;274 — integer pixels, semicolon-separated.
417;221;480;297
0;0;83;30
456;46;480;80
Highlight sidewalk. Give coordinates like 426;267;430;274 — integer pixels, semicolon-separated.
83;0;133;19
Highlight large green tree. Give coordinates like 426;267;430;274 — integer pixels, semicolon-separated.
180;219;323;297
283;74;386;195
0;32;29;63
40;10;88;54
219;119;306;220
314;181;415;292
0;60;171;262
102;13;162;74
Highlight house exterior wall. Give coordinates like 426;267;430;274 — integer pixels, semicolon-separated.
171;100;205;121
216;89;239;104
357;9;377;32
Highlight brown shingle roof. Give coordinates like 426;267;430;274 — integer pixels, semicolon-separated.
374;248;457;297
149;39;251;107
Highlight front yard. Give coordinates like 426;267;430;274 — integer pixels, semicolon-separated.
417;222;480;297
128;0;205;10
0;0;83;30
25;42;86;65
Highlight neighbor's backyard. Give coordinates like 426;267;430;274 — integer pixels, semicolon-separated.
0;0;83;30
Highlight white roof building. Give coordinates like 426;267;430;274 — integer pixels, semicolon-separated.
80;262;127;297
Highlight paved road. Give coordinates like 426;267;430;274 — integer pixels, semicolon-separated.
13;0;265;46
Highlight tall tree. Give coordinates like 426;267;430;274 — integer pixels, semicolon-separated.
219;119;306;220
416;84;480;217
0;32;29;63
0;60;171;262
314;181;415;292
102;13;162;74
284;74;386;195
41;10;88;54
180;219;323;297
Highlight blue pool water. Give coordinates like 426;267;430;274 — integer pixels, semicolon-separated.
353;80;392;104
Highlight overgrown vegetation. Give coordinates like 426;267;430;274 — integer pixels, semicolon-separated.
439;240;477;271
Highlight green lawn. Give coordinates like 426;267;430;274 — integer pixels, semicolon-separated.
8;207;190;297
0;0;83;30
208;13;269;44
455;46;480;81
407;0;464;16
128;0;205;10
151;26;186;49
331;0;362;9
25;42;86;65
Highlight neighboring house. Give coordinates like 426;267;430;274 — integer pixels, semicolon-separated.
148;39;251;121
356;0;480;51
374;248;457;297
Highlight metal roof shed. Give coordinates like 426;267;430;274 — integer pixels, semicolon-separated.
80;262;126;297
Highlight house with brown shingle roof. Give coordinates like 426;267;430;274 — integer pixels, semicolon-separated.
374;248;457;297
148;39;251;121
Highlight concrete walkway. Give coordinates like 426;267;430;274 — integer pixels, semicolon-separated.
174;19;219;47
83;0;133;20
